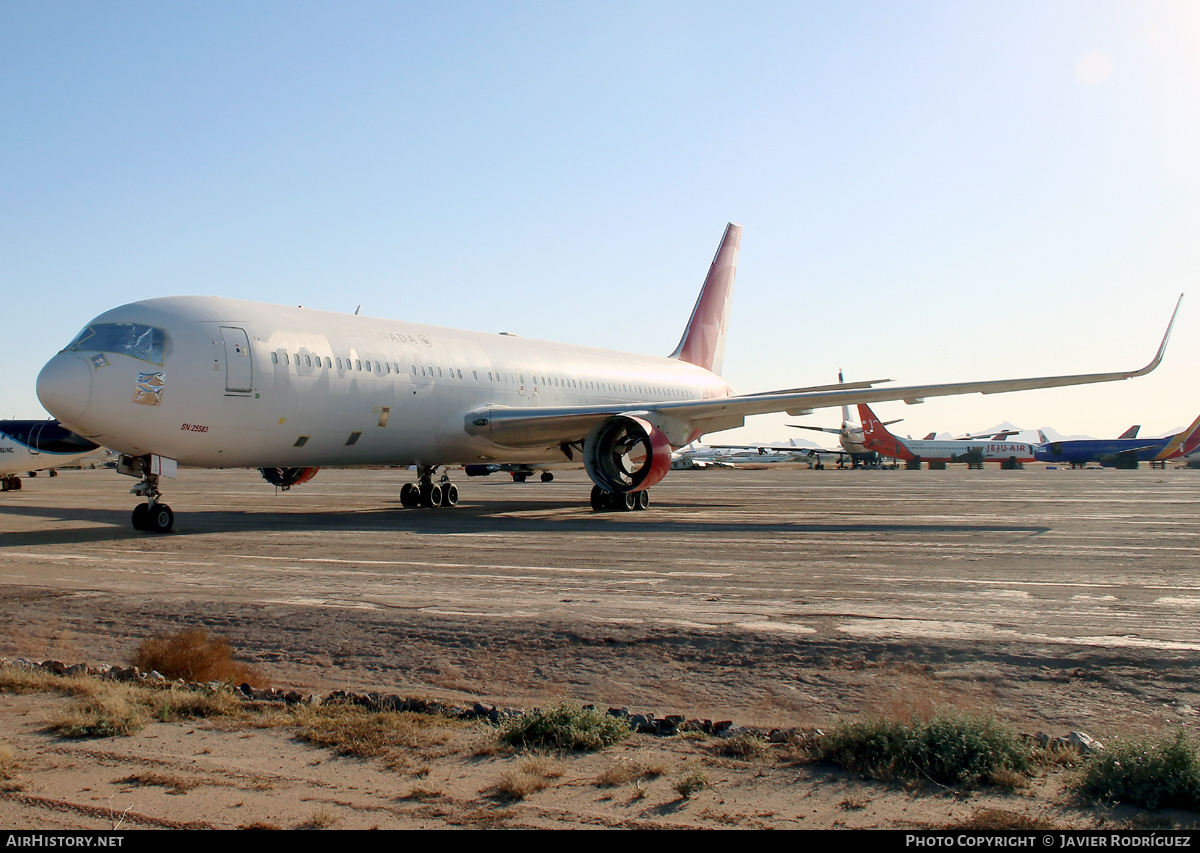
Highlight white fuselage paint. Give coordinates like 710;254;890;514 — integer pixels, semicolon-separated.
44;296;734;470
0;435;93;477
891;438;1036;462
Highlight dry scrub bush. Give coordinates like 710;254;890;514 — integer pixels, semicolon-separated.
817;712;1032;788
131;629;265;686
498;701;628;751
1076;731;1200;811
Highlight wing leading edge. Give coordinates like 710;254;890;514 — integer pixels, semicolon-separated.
468;294;1182;449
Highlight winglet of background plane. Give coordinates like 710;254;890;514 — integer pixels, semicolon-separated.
669;223;741;375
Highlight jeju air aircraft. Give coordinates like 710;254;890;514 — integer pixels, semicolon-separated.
35;224;1181;532
0;419;101;491
858;403;1034;468
1033;415;1200;468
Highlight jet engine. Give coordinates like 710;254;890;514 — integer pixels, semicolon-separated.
259;466;320;490
583;416;672;493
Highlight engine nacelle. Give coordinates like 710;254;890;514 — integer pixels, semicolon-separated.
583;416;672;493
259;466;320;490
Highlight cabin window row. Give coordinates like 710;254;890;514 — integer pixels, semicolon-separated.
269;350;694;399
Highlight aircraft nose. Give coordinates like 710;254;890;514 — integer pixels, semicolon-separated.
37;353;93;423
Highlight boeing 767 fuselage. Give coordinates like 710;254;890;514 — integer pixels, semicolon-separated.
35;225;1181;532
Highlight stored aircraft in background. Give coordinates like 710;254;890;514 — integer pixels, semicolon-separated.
0;419;101;491
35;224;1182;532
1033;416;1200;468
787;371;899;467
858;404;1037;468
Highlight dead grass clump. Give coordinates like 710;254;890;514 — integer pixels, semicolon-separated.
596;756;667;787
491;753;565;801
951;809;1057;830
402;785;445;801
53;680;245;738
131;629;266;687
54;682;151;737
116;772;199;794
0;740;19;791
712;732;769;760
301;807;339;829
838;794;869;810
674;765;710;798
293;705;471;758
0;666;65;694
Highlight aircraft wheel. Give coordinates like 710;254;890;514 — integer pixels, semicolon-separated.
132;503;150;531
635;491;649;511
149;503;174;533
619;492;638;512
421;483;443;508
590;485;607;512
540;472;554;483
513;472;527;483
14;477;22;489
0;479;6;492
442;483;459;507
400;483;420;508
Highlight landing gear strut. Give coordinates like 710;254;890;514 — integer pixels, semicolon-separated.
590;485;649;512
400;466;460;509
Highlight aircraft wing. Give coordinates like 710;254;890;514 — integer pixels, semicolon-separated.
467;295;1180;449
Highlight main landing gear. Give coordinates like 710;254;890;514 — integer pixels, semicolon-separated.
590;485;650;512
399;466;460;509
130;471;173;533
0;475;21;492
510;470;554;483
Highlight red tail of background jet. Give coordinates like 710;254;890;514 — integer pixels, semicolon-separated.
858;404;914;461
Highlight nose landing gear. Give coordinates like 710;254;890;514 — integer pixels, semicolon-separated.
119;455;175;533
130;474;173;533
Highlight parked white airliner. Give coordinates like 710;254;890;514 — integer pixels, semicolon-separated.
36;225;1180;532
0;419;101;491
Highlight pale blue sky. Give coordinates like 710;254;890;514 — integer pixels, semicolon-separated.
4;1;1198;443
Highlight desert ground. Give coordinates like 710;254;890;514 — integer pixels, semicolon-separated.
1;464;1198;829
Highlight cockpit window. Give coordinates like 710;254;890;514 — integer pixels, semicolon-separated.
65;323;165;365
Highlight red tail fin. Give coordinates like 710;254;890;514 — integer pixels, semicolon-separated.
670;223;741;375
857;404;913;460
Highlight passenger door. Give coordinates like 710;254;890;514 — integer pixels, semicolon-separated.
221;327;253;394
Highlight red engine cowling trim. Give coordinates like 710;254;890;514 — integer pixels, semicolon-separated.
583;416;672;493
